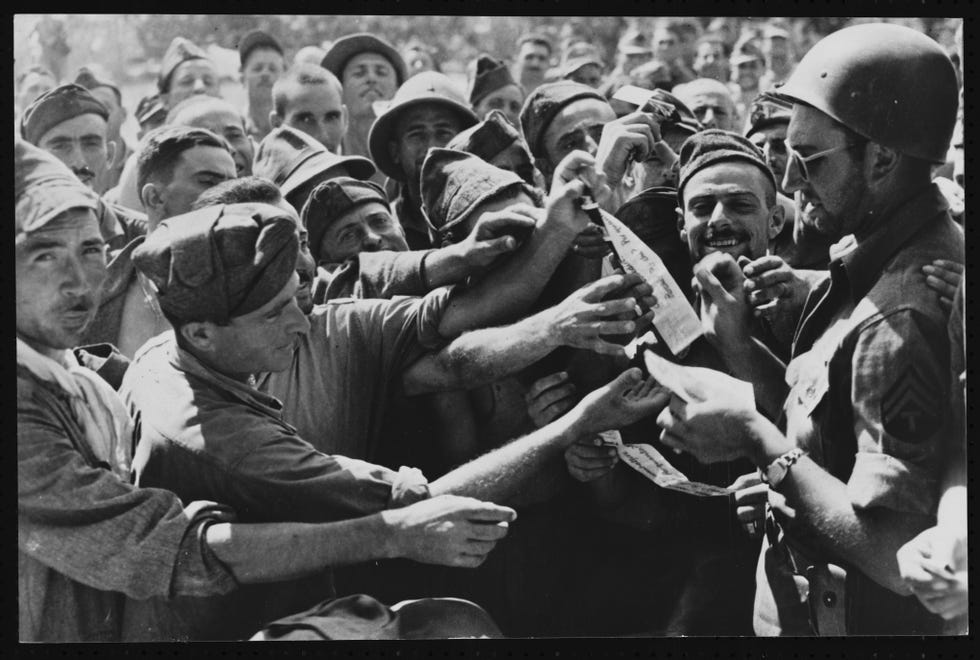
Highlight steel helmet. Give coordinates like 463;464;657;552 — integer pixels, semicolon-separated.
773;23;958;163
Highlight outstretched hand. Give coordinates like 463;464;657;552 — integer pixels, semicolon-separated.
383;494;517;568
570;367;670;438
550;272;655;356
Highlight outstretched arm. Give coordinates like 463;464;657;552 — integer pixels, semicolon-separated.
403;272;654;395
436;151;610;339
430;368;669;505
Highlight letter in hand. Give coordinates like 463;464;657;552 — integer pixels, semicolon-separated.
525;371;579;429
547;150;612;237
571;367;670;438
383;495;517;569
896;525;968;621
564;435;619;482
551;272;654;356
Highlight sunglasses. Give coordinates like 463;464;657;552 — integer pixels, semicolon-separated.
786;142;865;182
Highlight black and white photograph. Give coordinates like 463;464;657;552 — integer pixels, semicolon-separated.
13;9;968;645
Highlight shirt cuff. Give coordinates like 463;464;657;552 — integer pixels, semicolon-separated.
848;451;939;516
170;501;240;598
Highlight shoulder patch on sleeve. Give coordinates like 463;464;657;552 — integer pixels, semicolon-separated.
881;365;942;442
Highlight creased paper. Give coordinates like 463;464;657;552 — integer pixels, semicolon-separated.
600;209;702;355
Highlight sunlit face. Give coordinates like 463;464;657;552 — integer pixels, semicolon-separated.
680;162;779;263
204;272;311;378
542;97;616;169
733;59;764;91
473;84;524;128
749;123;789;195
518;42;550;79
166;59;220;108
155;146;237;223
280;83;347;153
686;90;738;131
16;209;106;357
783;104;868;240
653;29;678;62
242;47;285;95
318;200;408;264
341;52;398;117
38;114;112;191
389;103;464;194
693;42;729;82
173;104;255;176
568;63;604;88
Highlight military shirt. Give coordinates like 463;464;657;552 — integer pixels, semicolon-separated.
754;184;964;636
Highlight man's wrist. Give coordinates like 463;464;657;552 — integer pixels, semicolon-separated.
375;511;403;560
745;412;794;468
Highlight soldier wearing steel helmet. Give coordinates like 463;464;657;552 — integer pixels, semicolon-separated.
653;22;964;635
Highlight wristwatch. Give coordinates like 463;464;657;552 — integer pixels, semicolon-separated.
759;448;806;488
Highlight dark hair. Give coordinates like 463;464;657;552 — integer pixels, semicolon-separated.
136;124;231;194
191;175;283;210
272;62;342;116
697;34;732;59
517;33;553;57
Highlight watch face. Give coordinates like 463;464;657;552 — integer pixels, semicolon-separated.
767;462;787;486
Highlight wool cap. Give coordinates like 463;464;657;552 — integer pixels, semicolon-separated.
446;110;537;185
420;148;534;245
158;37;211;94
300;177;390;262
136;93;167;127
133;202;299;323
367;72;479;180
238;29;284;68
74;66;122;105
15;139;99;237
20;83;109;145
518;80;607;159
320;33;408;86
744;97;791;139
469;54;519;106
676;128;777;202
254;126;376;199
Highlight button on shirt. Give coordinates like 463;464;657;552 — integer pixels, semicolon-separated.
754;184;964;636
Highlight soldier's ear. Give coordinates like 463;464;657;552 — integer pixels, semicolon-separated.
768;199;785;240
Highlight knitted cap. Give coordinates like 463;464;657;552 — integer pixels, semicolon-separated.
20;84;109;145
676;129;777;201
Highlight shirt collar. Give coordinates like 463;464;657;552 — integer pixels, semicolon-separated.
830;183;949;302
167;334;285;417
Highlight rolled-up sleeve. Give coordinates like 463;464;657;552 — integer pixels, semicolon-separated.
18;384;237;600
847;308;948;514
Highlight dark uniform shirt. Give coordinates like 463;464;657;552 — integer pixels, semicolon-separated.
754;183;964;636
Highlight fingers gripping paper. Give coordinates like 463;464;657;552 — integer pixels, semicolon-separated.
599;431;733;497
600;209;702;355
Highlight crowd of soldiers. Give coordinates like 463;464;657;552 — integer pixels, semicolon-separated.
16;16;966;641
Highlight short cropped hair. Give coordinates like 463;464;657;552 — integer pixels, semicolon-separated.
190;175;283;210
272;63;343;117
136;124;231;194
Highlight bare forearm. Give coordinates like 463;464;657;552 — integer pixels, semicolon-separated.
779;457;932;595
429;413;580;503
205;515;392;584
404;309;556;395
423;246;471;289
437;220;578;338
718;335;788;420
